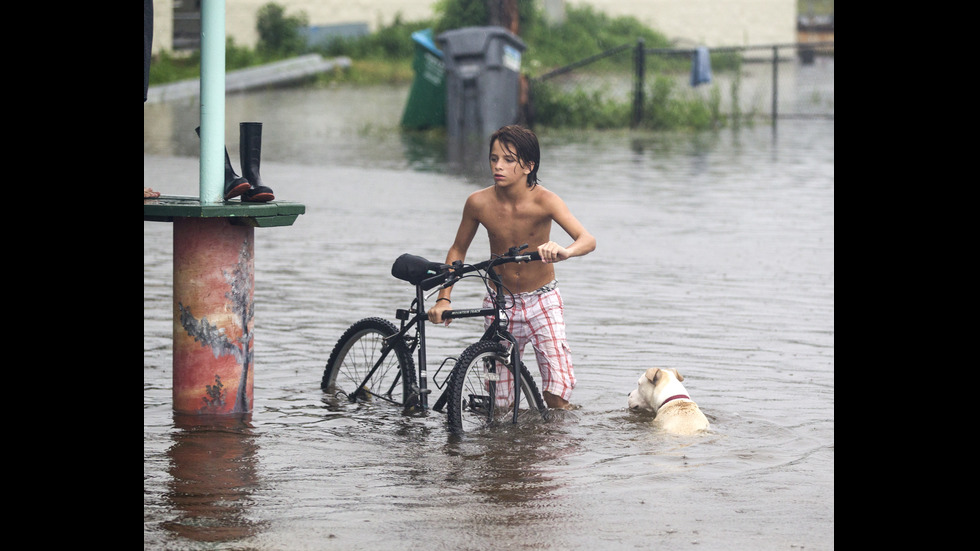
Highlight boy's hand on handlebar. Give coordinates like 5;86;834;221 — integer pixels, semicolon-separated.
427;301;452;326
537;241;569;264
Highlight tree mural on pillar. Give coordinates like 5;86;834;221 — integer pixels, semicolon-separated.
178;239;254;414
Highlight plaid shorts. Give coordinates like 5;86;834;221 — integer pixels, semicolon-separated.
484;281;575;404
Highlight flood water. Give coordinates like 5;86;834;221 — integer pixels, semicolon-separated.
144;63;833;550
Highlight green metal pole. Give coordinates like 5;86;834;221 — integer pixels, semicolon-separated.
199;0;225;204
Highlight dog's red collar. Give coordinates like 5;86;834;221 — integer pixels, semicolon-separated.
659;394;690;409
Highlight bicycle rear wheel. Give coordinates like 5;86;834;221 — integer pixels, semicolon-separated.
322;317;417;409
446;340;546;434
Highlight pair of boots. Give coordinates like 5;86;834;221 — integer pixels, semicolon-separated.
195;122;274;202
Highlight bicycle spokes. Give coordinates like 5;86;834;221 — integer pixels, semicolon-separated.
323;317;417;408
350;364;402;403
485;358;516;410
464;393;492;416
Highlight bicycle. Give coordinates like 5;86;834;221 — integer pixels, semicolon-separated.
321;244;548;433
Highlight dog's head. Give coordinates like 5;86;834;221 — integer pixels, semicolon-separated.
627;367;686;414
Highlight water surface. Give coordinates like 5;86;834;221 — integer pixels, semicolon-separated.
145;76;834;550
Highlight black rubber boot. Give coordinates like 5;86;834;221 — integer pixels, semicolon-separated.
239;122;275;202
194;126;250;200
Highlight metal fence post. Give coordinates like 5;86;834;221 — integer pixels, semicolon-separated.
632;38;645;128
771;45;779;130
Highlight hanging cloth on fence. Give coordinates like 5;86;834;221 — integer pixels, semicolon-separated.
690;46;712;87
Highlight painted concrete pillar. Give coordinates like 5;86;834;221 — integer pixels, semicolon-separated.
172;218;255;415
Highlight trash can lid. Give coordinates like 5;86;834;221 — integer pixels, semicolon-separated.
411;29;443;58
437;26;526;56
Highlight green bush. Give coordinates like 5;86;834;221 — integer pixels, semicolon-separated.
530;82;629;129
148;49;201;85
256;2;309;56
639;76;725;131
524;5;670;71
432;0;487;34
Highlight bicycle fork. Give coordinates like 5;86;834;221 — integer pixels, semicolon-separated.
503;332;522;424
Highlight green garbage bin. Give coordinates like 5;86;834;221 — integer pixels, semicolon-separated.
401;29;446;129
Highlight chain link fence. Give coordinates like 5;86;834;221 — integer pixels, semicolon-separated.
528;40;834;129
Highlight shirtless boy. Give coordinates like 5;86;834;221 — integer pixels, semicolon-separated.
427;125;596;410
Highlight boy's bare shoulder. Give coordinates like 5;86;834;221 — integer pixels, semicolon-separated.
462;187;496;219
531;185;566;207
534;185;557;197
465;186;494;206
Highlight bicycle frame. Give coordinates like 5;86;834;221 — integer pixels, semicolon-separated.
384;246;539;417
439;260;524;422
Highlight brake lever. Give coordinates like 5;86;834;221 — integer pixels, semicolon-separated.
439;260;465;289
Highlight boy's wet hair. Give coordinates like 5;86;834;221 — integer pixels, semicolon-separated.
490;125;540;188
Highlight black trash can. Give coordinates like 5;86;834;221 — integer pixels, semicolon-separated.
437;26;526;168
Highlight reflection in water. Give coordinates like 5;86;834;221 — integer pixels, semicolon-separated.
434;418;586;547
398;129;449;173
163;414;264;543
445;428;570;504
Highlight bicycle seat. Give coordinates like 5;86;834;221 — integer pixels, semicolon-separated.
391;253;450;290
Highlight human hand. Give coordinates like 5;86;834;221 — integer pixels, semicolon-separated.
427;300;453;326
537;241;568;264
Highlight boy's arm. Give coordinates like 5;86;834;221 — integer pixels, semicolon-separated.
539;194;596;263
428;194;481;324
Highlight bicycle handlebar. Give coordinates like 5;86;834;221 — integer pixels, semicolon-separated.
440;307;494;321
392;245;541;291
438;250;541;321
433;249;541;290
445;251;541;280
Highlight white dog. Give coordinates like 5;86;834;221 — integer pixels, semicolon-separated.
627;368;709;435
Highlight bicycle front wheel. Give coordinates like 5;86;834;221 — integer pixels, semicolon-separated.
446;340;546;434
322;317;417;408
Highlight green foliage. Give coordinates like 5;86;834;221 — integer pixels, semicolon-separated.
256;2;309;56
432;0;487;34
148;37;273;85
148;49;201;85
226;37;265;70
638;76;724;131
530;82;629;129
532;72;729;132
147;0;752;130
431;0;540;35
643;76;683;130
524;5;670;71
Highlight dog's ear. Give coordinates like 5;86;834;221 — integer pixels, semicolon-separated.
648;368;662;385
670;368;684;382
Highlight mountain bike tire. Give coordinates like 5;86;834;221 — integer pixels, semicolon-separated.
322;317;417;409
445;340;546;434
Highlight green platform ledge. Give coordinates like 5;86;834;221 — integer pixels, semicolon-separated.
144;195;305;227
